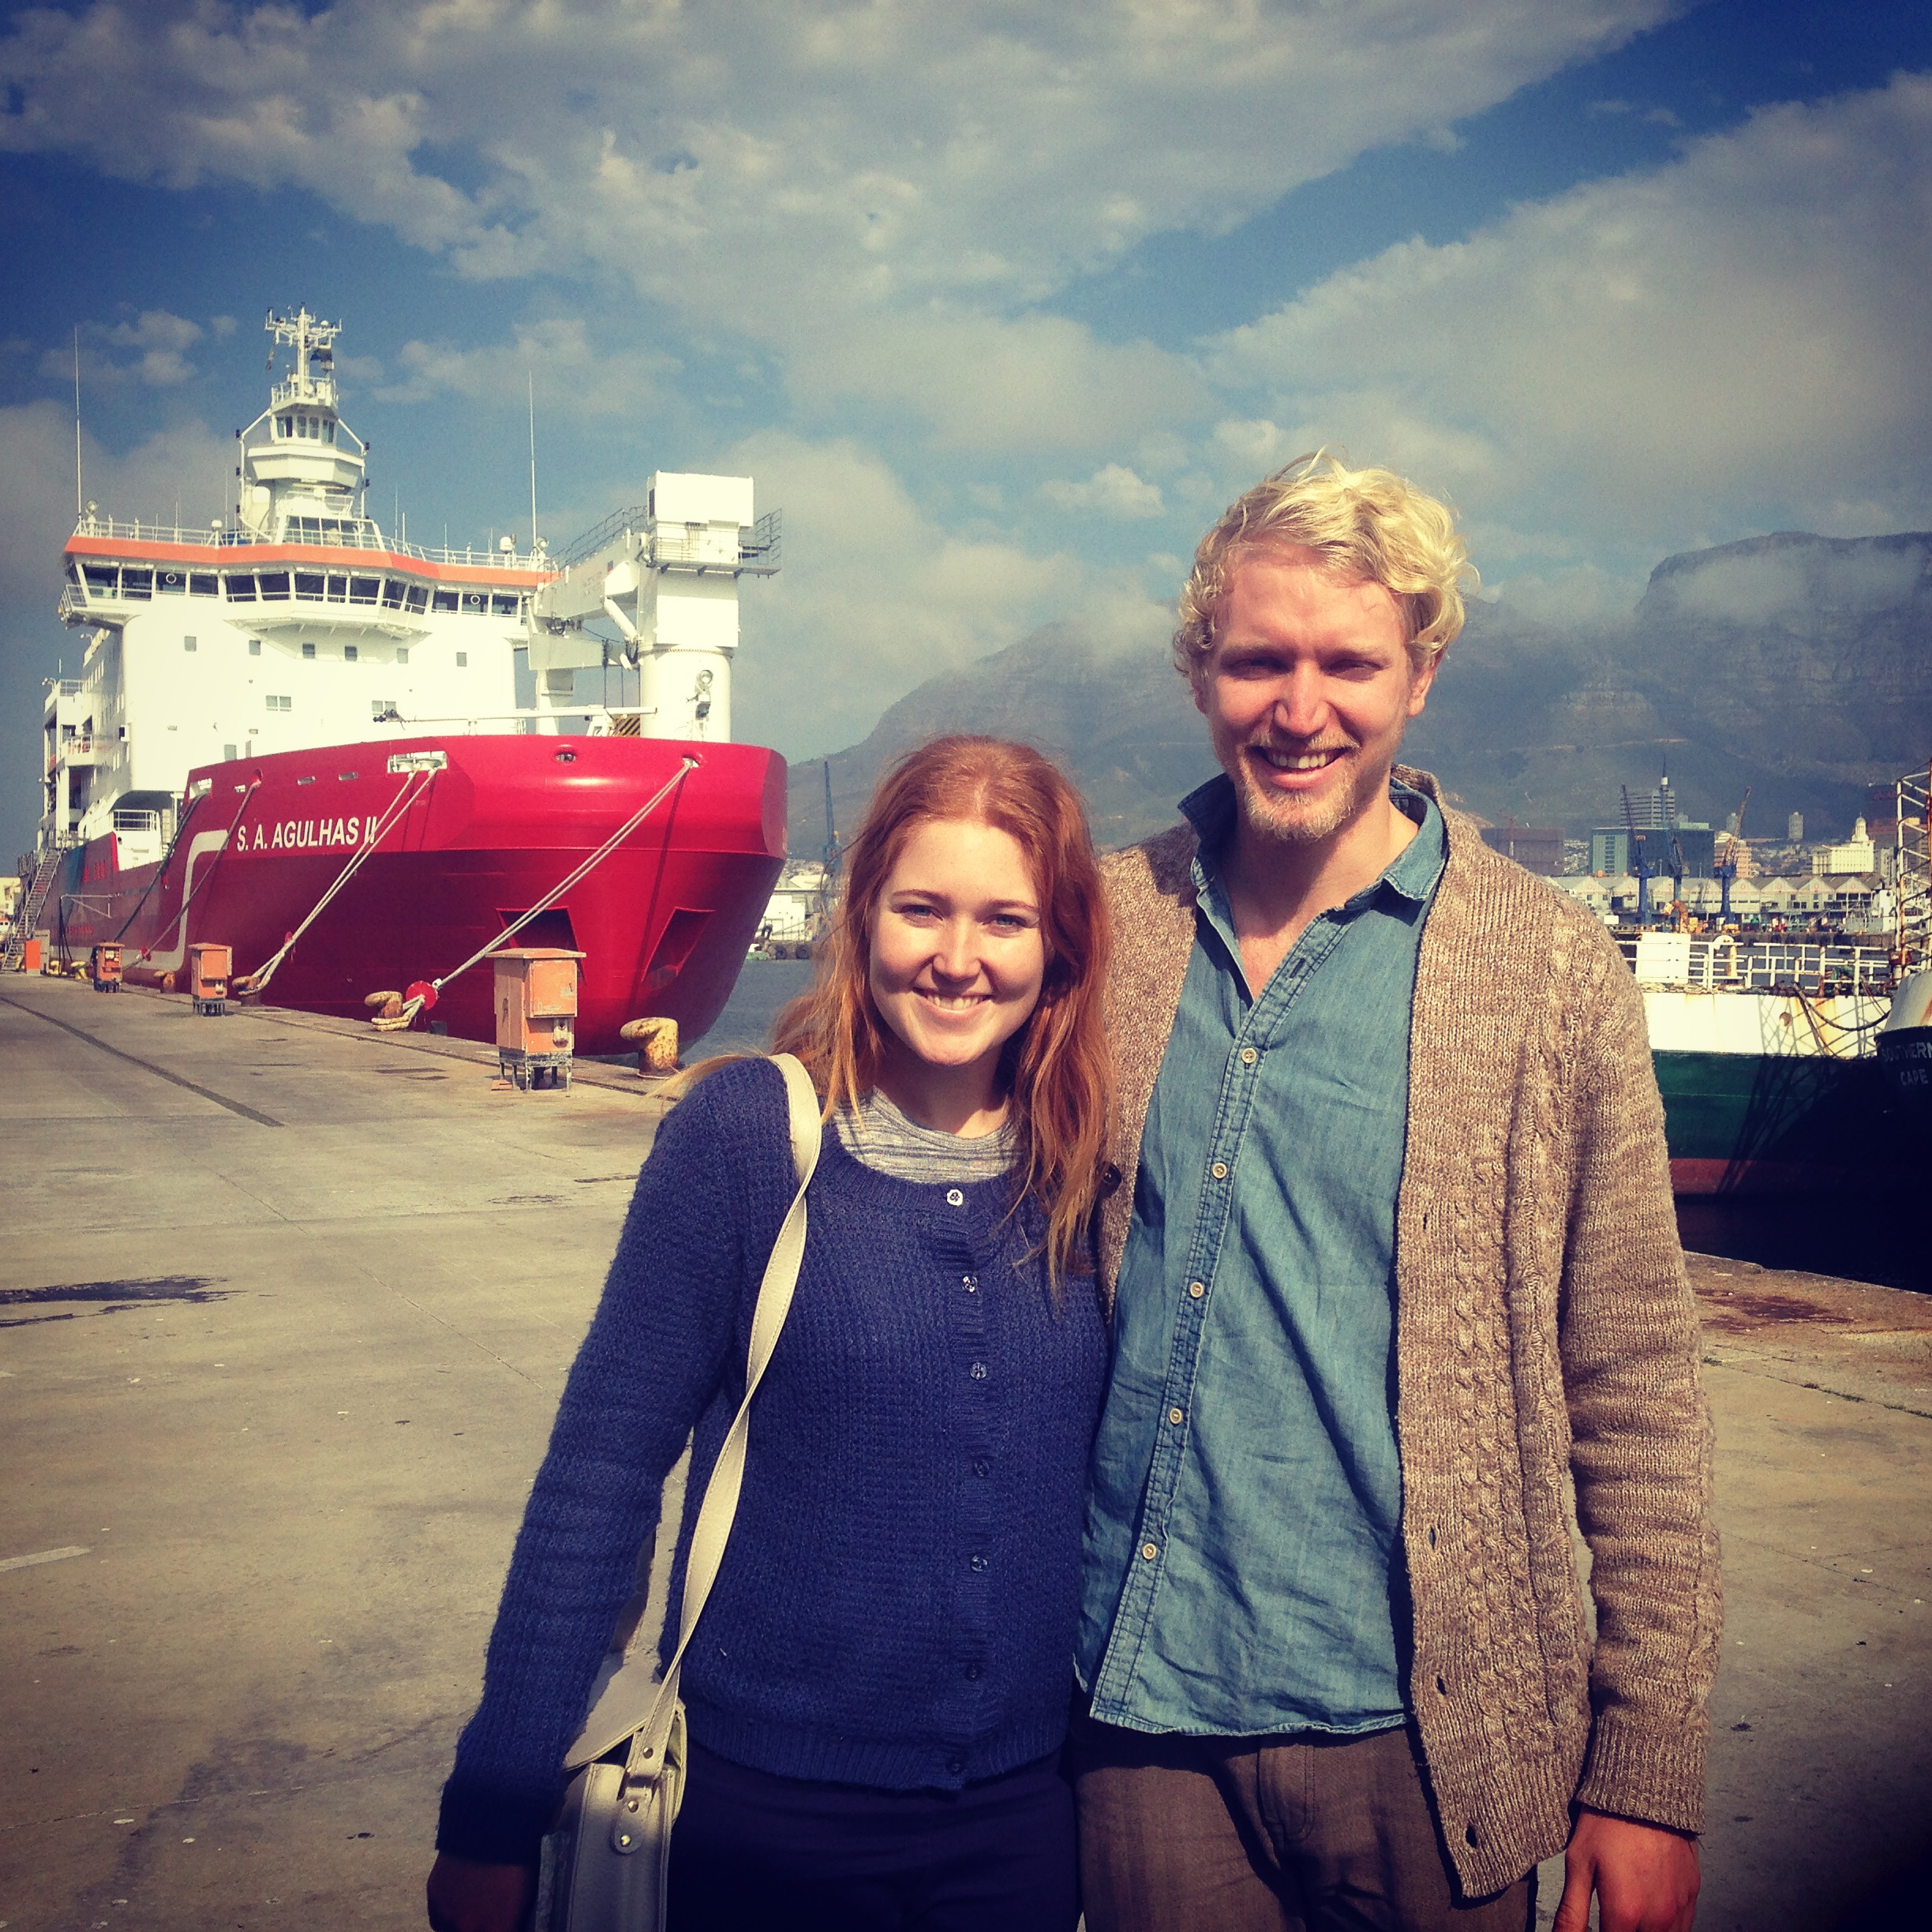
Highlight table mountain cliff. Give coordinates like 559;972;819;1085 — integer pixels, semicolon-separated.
787;530;1932;852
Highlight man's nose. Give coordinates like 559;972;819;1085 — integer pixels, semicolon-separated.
1271;664;1329;738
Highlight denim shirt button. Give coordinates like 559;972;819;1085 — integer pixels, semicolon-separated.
1210;1161;1229;1180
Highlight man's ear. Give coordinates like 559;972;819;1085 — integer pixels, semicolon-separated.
1406;648;1441;719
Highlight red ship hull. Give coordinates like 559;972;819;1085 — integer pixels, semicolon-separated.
41;734;787;1054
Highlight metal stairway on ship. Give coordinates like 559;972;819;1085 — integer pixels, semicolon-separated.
3;849;61;971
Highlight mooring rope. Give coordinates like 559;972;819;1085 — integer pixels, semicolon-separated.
234;766;436;997
129;778;263;967
373;755;699;1033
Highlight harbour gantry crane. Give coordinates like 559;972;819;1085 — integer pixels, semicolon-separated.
1620;784;1654;928
1714;785;1751;925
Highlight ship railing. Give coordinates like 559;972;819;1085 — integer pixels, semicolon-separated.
1619;933;1896;994
551;506;783;575
70;511;554;573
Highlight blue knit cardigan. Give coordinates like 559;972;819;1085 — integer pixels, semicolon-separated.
438;1058;1109;1865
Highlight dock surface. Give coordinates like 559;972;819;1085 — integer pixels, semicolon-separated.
2;973;1927;1930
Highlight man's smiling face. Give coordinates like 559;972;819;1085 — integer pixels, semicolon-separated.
1193;545;1436;849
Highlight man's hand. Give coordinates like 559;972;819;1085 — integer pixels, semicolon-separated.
1552;1808;1699;1932
425;1852;536;1932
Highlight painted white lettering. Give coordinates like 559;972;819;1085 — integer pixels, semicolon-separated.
271;822;286;850
346;817;359;842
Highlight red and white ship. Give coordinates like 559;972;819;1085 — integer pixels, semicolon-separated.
10;307;787;1054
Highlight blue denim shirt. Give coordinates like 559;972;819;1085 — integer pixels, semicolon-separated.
1077;776;1446;1736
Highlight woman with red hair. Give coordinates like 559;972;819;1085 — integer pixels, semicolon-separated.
429;736;1112;1932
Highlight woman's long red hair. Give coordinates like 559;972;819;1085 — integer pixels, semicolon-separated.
771;736;1111;1284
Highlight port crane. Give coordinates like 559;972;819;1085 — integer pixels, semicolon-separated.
1714;786;1751;925
1619;784;1655;927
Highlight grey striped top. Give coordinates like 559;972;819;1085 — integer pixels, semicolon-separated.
833;1088;1017;1182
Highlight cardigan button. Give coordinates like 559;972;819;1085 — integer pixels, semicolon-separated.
962;1273;979;1292
970;1554;989;1572
946;1758;964;1776
964;1662;983;1680
945;1188;964;1206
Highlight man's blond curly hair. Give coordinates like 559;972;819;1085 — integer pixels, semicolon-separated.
1174;451;1477;684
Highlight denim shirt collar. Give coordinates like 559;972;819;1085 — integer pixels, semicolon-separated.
1178;772;1447;923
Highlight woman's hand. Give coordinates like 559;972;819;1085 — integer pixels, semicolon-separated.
425;1852;537;1932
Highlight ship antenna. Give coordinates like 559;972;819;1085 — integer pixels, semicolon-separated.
73;325;83;519
527;368;539;556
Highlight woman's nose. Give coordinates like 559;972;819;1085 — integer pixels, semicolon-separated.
930;919;979;980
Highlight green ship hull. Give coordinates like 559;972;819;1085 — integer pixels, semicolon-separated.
1653;1047;1906;1195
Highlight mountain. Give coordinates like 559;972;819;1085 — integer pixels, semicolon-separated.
785;531;1932;852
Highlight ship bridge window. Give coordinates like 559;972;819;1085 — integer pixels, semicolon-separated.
158;567;187;595
327;575;347;601
404;585;428;614
381;578;406;609
350;576;380;605
226;574;257;601
492;593;522;616
190;573;218;597
432;589;459;612
294;572;326;599
122;568;152;599
84;566;118;595
461;591;487;614
287;515;359;546
257;571;290;601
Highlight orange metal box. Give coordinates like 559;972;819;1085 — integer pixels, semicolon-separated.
492;948;586;1056
91;942;123;989
188;943;232;1002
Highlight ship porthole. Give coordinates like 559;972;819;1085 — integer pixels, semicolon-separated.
554;750;578;763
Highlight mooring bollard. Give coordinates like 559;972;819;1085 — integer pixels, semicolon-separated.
492;948;585;1091
619;1015;680;1075
189;942;231;1017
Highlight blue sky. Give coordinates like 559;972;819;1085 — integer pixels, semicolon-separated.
2;0;1929;859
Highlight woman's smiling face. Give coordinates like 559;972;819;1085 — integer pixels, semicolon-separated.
867;815;1046;1088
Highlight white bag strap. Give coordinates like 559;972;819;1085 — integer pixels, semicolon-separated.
565;1052;821;1778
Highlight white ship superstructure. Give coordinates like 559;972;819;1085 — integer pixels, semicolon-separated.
43;306;778;870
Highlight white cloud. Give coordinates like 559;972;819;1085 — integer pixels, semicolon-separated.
1041;463;1165;518
1204;73;1932;571
0;0;1683;449
371;317;676;417
37;308;211;388
718;432;1162;756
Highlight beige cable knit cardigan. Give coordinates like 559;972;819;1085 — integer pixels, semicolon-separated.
1096;767;1721;1898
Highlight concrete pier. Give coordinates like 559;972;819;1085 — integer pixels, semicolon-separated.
2;973;1926;1930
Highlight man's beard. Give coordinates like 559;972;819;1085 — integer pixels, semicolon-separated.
1228;739;1375;847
